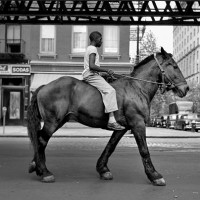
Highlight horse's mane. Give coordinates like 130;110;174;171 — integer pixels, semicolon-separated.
130;52;162;76
101;52;162;83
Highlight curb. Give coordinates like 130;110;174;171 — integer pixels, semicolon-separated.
1;135;200;139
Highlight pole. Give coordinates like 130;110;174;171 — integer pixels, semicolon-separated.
135;25;140;65
2;107;7;135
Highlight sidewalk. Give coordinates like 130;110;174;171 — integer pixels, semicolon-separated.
0;123;200;138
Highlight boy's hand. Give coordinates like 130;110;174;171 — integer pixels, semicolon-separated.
107;69;114;75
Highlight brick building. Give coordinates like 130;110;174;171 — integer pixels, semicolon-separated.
0;24;132;125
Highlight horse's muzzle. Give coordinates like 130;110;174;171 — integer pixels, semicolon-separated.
175;84;189;98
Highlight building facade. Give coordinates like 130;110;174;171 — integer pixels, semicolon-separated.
173;2;200;85
0;25;30;125
0;24;132;125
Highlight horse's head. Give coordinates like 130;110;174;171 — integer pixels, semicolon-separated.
156;47;189;97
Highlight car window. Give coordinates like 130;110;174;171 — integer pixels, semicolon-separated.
188;115;196;119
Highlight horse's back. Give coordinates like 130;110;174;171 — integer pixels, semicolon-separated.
37;76;106;124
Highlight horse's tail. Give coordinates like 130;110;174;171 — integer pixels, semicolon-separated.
27;85;44;155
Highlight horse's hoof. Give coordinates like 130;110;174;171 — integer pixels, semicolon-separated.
152;178;166;186
28;161;36;173
41;175;55;183
100;172;113;180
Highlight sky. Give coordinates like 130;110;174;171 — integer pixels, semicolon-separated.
146;26;173;53
129;25;173;59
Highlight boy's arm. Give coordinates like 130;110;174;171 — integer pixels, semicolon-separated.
89;53;114;75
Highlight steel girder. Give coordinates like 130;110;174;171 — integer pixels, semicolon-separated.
0;0;199;25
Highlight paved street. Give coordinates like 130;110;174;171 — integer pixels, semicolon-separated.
0;127;200;200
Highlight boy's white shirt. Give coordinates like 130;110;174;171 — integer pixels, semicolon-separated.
82;45;100;78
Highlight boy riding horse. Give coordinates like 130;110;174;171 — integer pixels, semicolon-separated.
83;31;125;131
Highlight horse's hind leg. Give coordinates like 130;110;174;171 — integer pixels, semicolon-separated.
29;123;57;182
131;119;166;186
96;129;127;180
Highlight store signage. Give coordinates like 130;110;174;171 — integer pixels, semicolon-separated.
0;65;10;74
12;66;30;74
0;65;8;71
0;64;31;75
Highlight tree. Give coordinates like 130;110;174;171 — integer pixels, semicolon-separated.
181;82;200;113
139;30;164;118
139;30;158;61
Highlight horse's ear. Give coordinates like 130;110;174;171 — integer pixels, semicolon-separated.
161;47;168;58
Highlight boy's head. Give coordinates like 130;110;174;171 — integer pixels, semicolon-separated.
89;31;102;47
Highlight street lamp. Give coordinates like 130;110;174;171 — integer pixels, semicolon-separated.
130;25;145;65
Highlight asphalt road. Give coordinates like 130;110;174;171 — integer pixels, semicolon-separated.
0;136;200;200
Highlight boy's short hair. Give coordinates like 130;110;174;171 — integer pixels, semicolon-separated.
89;31;102;42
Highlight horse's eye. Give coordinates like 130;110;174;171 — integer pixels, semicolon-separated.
173;65;178;69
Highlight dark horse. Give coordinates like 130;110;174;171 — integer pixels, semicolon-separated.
27;48;189;186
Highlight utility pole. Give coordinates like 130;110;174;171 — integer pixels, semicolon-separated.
135;25;140;65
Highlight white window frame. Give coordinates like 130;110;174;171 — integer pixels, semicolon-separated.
71;26;87;54
7;25;21;42
40;25;56;54
103;26;119;55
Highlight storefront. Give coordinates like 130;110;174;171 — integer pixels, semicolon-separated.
0;64;30;125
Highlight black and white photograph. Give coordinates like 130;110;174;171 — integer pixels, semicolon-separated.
0;1;199;200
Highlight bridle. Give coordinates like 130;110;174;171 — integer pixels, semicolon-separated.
114;53;187;94
153;53;187;94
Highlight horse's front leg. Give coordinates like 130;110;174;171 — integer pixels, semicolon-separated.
132;120;166;186
96;129;127;180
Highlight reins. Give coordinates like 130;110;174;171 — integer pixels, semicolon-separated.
113;54;170;87
113;53;186;94
113;73;163;85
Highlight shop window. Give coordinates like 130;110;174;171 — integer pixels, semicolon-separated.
6;25;21;53
2;78;23;86
39;25;56;58
71;26;87;55
9;92;20;119
102;26;120;60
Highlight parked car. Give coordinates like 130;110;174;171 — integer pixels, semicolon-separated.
175;113;200;132
166;114;178;129
160;115;168;128
150;117;162;127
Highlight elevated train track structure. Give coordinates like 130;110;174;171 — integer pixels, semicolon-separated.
0;0;199;25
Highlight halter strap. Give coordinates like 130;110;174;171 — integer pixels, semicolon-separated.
153;53;187;92
113;53;186;93
154;53;165;73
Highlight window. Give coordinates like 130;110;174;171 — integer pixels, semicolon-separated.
103;26;119;54
40;25;56;54
72;26;87;54
10;92;20;119
6;25;21;53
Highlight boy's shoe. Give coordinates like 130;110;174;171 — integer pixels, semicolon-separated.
107;122;125;130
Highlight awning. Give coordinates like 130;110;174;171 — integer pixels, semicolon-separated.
30;73;82;91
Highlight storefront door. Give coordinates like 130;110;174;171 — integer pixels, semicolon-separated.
2;88;23;125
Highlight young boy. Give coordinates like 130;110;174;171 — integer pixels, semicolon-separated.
82;31;125;131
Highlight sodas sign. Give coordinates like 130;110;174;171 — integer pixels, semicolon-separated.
12;66;30;74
